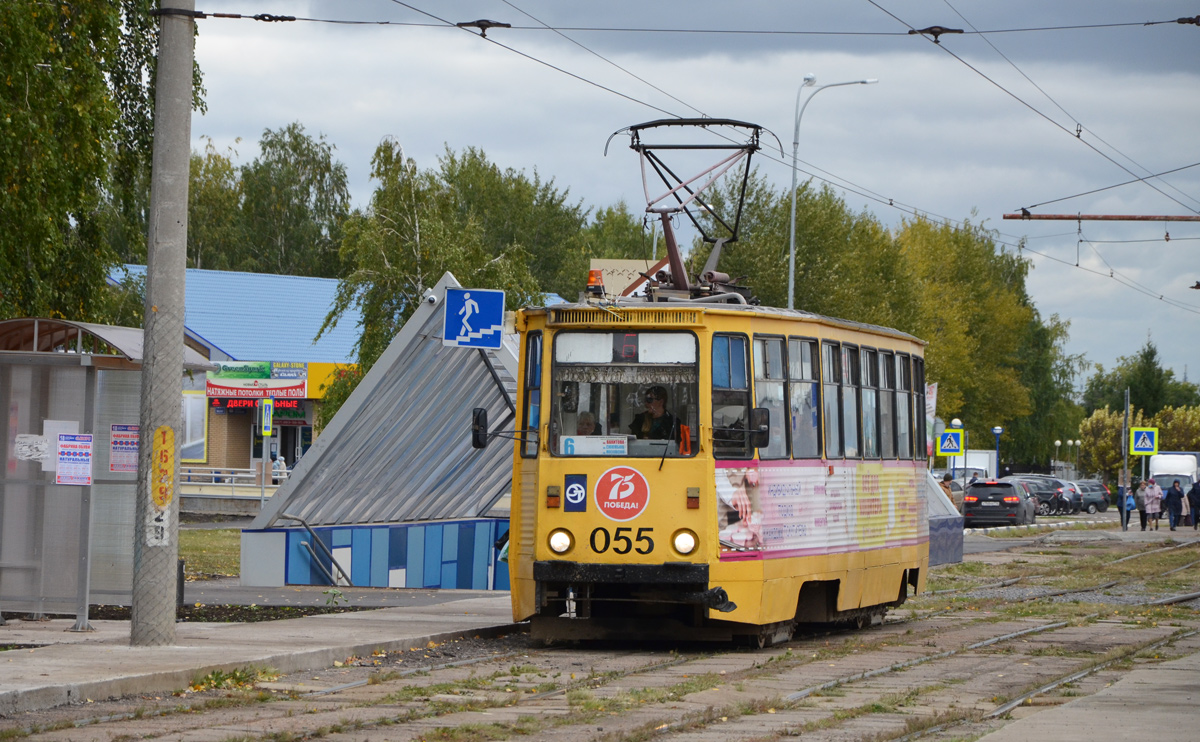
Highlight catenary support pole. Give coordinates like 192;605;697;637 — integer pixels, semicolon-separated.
132;0;195;646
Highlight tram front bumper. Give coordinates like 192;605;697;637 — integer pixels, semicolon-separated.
533;560;736;611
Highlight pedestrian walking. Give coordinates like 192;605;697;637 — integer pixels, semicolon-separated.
1144;478;1164;530
1188;481;1200;531
1117;470;1131;532
1135;480;1148;531
1163;479;1185;530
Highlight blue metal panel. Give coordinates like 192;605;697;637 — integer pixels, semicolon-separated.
371;528;389;587
351;529;371;586
389;527;407;569
928;515;964;566
406;526;424;586
442;523;459;562
286;530;312;585
472;522;490;590
457;523;475;588
332;529;352;547
441;562;458;588
423;526;442;588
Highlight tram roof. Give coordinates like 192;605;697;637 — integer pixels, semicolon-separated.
524;300;925;346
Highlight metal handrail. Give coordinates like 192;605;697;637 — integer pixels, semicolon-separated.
180;466;289;495
277;513;353;587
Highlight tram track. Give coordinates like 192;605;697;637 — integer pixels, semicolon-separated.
9;540;1199;741
15;594;1195;742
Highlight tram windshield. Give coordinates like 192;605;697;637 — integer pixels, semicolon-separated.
551;330;699;458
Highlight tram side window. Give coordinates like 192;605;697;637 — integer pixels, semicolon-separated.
521;332;543;458
913;357;927;460
861;349;879;458
895;353;911;459
822;342;842;459
788;338;821;458
879;351;895;458
753;336;788;460
841;346;860;458
713;334;751;459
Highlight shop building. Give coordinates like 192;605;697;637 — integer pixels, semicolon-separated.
113;266;361;473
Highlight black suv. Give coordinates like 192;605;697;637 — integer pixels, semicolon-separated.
1002;475;1077;515
963;481;1037;527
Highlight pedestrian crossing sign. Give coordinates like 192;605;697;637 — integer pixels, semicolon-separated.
937;430;963;457
1129;427;1158;456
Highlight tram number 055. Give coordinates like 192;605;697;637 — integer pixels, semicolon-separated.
590;527;654;555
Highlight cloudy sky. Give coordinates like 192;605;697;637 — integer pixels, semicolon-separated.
189;1;1200;385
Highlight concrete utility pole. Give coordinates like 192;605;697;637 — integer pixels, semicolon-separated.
132;0;195;646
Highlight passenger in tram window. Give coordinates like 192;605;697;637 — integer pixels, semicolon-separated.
576;411;603;435
630;385;677;440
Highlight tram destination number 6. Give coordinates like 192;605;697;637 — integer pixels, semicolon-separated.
590;527;654;554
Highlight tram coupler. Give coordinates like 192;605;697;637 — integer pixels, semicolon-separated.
681;586;737;612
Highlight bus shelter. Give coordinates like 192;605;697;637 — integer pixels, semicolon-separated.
0;319;213;628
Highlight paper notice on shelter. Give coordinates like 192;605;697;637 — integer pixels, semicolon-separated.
56;433;93;486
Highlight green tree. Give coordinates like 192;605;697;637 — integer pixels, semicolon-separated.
316;140;541;428
0;2;119;320
239;122;350;277
1078;406;1146;483
188;137;243;270
437;147;587;298
1004;312;1086;468
1082;340;1200;416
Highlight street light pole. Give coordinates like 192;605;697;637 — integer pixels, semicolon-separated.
787;76;878;310
1054;439;1062;476
992;426;1003;478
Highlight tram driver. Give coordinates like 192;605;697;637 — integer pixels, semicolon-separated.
630;385;677;440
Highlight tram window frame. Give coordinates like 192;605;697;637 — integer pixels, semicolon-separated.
752;335;788;460
841;344;861;458
520;331;543;458
821;342;842;459
913;356;927;460
879;350;896;459
713;333;753;460
549;330;700;459
895;352;912;459
787;337;822;459
860;347;880;459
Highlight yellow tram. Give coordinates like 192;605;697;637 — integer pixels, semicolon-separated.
504;303;928;644
473;119;929;644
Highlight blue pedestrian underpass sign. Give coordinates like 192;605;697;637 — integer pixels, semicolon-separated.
443;288;505;349
937;430;962;457
1129;427;1158;456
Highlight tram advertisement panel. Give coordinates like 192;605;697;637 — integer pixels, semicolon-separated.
715;460;926;559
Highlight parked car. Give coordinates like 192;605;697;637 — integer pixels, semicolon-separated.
963;480;1038;527
1073;480;1110;514
1004;474;1079;515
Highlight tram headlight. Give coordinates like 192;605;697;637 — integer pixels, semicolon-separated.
672;529;698;555
548;529;574;554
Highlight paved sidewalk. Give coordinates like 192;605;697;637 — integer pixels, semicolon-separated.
980;649;1200;742
0;593;516;716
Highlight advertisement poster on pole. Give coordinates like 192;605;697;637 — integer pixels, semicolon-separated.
56;433;93;486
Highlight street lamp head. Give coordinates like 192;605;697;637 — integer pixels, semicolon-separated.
950;418;962;429
803;73;817;86
1055;439;1062;447
992;426;1003;435
860;79;879;85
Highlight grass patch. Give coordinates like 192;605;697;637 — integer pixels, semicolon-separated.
180;528;240;578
